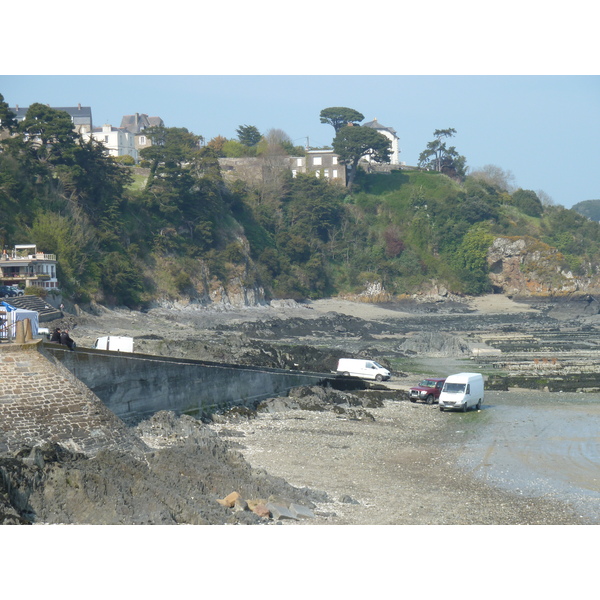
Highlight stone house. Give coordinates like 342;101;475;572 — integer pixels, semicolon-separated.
291;150;346;182
219;150;346;186
120;113;165;153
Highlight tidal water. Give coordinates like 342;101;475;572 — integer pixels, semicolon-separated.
457;390;600;522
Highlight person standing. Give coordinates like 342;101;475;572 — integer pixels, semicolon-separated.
60;329;75;351
50;327;61;342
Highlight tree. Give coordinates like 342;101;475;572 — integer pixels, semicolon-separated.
469;164;515;192
320;107;365;134
332;125;391;188
236;124;261;147
0;93;17;132
207;135;228;157
17;104;78;163
418;128;467;179
512;189;543;217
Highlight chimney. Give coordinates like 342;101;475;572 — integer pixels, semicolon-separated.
78;103;81;110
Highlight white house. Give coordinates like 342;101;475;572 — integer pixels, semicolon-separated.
0;245;59;290
362;118;401;164
83;125;137;161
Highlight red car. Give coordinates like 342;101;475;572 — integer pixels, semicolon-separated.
409;377;446;404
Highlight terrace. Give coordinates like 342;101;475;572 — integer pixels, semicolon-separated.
0;244;58;289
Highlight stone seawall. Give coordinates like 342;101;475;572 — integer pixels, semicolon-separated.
0;341;142;456
45;344;334;423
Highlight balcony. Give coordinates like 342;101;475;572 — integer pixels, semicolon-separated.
0;253;57;264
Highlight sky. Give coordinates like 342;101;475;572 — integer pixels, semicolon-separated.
2;74;597;208
0;0;600;208
2;2;598;211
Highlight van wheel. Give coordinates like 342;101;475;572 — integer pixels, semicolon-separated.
476;400;482;410
376;374;383;382
425;394;434;405
462;403;468;413
439;406;444;411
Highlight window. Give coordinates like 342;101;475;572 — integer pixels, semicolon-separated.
332;156;338;165
296;158;303;167
313;156;322;166
139;136;146;145
332;169;338;178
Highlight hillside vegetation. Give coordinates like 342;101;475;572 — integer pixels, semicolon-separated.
2;100;600;308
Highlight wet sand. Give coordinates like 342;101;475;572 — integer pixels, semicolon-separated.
459;391;600;522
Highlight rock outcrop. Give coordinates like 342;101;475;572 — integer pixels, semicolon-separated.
487;236;599;295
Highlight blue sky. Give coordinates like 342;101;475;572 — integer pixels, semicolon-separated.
2;75;598;208
2;3;598;209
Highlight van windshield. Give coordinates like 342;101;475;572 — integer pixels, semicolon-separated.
443;383;465;393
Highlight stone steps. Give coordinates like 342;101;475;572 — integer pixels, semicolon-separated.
2;296;62;321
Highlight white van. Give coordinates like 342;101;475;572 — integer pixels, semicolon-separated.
438;372;484;412
336;358;391;381
93;336;134;352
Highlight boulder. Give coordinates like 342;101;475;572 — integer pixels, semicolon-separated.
217;491;241;508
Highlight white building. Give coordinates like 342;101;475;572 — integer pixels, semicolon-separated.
0;245;59;290
83;125;137;161
362;118;401;164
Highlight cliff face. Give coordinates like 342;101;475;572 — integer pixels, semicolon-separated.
487;236;599;295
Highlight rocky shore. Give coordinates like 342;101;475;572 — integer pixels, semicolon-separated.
2;293;600;526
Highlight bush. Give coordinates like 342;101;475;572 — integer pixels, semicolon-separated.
512;189;543;218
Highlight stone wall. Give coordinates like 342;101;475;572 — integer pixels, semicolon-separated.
1;340;336;456
0;341;141;456
44;344;333;423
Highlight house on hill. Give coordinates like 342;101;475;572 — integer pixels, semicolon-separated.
219;150;346;186
120;113;165;153
291;150;346;182
82;124;137;161
0;245;58;290
363;118;401;165
9;104;93;134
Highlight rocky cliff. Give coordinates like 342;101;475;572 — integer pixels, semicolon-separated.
487;236;600;295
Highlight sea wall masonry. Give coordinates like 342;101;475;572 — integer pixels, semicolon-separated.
44;344;333;423
0;341;140;455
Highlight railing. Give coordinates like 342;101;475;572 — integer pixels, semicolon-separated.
1;253;57;261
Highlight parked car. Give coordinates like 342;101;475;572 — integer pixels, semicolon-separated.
9;286;24;296
409;377;446;404
0;285;18;298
